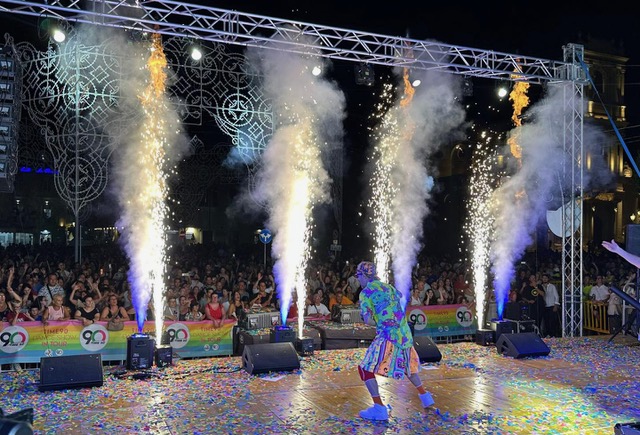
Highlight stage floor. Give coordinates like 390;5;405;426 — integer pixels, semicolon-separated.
2;335;639;435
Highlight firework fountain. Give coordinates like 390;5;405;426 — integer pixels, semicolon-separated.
115;33;186;334
368;67;465;307
465;142;499;328
247;38;346;335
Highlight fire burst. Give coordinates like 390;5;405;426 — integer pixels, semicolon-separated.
507;78;530;163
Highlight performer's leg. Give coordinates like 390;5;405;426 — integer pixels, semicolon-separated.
408;373;426;394
359;366;383;405
358;366;388;420
408;372;435;408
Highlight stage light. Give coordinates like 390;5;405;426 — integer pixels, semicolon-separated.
355;62;374;86
52;28;66;43
497;82;509;98
462;77;473;96
311;65;322;76
190;47;202;61
411;78;421;87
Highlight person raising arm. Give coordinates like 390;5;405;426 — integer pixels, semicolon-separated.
602;239;640;268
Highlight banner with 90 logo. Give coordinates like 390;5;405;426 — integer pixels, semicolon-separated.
79;324;109;352
165;323;191;348
0;325;29;354
405;304;476;337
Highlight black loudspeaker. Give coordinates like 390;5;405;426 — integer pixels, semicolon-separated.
626;224;640;256
496;332;550;359
39;354;104;391
615;422;640;435
413;336;442;363
242;342;300;375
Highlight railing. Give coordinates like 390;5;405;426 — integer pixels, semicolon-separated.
583;300;609;334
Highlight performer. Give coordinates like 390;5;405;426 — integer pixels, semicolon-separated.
602;239;640;268
355;261;434;421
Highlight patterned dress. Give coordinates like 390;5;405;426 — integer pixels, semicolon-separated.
359;280;421;379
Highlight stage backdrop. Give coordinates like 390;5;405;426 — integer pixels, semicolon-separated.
0;320;235;364
405;304;477;338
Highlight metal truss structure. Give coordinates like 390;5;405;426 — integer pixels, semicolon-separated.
0;0;587;337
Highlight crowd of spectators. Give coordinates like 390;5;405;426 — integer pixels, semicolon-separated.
0;240;636;335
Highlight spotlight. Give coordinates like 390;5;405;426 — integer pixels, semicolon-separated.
355;62;374;86
190;47;202;61
52;28;66;43
462;77;473;96
311;65;322;76
497;82;509;98
411;78;421;87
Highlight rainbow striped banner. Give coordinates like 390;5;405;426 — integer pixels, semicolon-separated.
0;320;235;364
405;304;477;337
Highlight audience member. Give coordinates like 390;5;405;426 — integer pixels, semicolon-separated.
307;292;330;317
42;294;71;325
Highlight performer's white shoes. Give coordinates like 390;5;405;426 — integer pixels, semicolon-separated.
419;392;435;408
359;404;389;420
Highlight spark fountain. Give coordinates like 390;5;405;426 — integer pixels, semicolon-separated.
246;42;345;338
465;143;499;327
368;67;465;307
117;33;184;335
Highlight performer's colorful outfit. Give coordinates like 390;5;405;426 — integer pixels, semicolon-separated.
355;261;435;421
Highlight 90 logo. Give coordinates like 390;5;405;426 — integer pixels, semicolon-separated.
80;324;109;352
408;309;428;331
165;323;190;349
0;326;29;353
456;306;474;327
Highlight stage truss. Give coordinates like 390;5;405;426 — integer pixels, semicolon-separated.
0;0;587;337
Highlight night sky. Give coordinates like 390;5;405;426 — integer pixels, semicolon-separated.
1;2;638;259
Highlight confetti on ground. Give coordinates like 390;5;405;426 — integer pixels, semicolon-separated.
1;335;638;434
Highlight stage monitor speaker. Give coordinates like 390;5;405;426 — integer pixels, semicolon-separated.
413;335;442;363
496;332;550;359
626;224;640;256
39;354;104;392
242;342;300;375
615;421;640;435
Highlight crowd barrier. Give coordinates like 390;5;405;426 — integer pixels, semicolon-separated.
0;320;235;364
0;303;477;364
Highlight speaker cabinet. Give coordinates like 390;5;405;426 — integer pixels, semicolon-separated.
39;354;104;391
626;224;640;256
413;335;442;363
242;342;300;375
615;422;640;435
127;334;155;370
496;332;550;358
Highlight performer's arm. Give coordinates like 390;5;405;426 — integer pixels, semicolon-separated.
602;239;640;268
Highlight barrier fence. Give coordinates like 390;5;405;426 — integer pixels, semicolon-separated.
0;303;478;364
0;320;235;364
